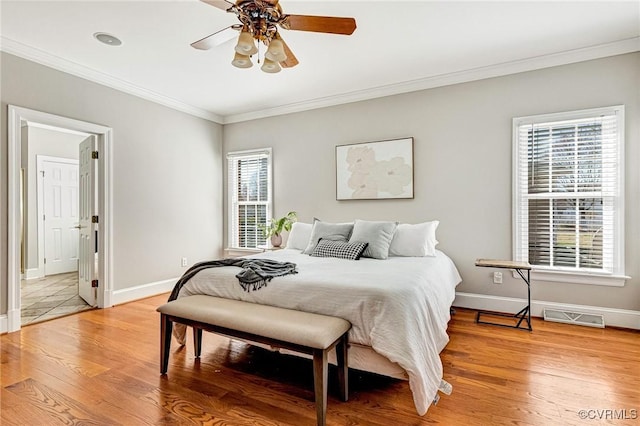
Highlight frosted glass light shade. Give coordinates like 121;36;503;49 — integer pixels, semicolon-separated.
265;38;287;62
235;30;258;55
231;52;253;68
261;58;281;73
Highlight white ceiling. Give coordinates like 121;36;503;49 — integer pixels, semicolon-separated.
1;1;639;123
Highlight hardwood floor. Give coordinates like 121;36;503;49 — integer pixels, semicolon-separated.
2;294;639;425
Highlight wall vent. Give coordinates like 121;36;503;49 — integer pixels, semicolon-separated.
543;308;605;328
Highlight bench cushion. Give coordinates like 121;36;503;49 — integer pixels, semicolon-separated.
157;295;351;350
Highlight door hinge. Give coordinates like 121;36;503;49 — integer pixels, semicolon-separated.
92;151;99;159
91;279;99;288
44;258;46;264
92;215;99;223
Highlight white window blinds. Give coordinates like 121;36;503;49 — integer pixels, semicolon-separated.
513;106;624;278
227;148;272;249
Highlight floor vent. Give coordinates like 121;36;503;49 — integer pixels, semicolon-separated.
543;308;605;328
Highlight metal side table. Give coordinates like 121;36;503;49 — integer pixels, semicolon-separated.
475;259;532;331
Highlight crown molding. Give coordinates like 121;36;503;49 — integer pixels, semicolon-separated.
223;36;640;124
2;35;637;126
0;36;224;124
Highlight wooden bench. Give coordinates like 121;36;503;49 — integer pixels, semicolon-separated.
156;295;351;426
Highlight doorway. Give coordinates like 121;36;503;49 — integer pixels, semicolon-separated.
7;106;113;333
22;151;90;325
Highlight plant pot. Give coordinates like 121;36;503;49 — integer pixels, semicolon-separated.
270;234;282;248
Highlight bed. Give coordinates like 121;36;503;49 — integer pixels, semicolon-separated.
171;243;461;416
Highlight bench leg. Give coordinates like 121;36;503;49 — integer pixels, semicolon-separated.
193;327;203;358
160;314;173;374
313;349;328;426
336;333;349;402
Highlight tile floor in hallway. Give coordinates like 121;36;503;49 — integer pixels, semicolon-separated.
21;272;93;325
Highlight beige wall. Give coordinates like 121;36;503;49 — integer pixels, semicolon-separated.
223;53;640;311
1;52;224;315
2;51;638;316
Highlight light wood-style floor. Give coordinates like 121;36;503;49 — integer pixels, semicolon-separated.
21;272;92;325
1;294;638;425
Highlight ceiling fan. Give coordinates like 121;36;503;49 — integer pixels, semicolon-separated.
191;0;357;73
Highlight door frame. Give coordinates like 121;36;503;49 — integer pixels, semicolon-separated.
7;105;114;332
37;155;80;278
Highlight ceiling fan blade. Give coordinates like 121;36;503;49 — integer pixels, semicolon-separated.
200;0;235;12
191;25;242;50
281;15;356;35
279;37;299;68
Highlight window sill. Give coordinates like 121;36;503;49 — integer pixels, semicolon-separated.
513;269;630;287
224;247;263;258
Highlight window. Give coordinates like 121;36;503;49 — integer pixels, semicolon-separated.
513;106;626;286
227;148;272;249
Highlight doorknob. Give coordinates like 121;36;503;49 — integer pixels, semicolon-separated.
74;225;85;229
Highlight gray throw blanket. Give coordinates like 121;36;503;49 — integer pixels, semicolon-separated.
168;258;298;301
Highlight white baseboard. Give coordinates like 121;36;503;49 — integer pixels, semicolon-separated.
24;268;42;280
111;278;177;306
6;309;21;333
454;292;640;330
102;289;113;309
1;309;21;334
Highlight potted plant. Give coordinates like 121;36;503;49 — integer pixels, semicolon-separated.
263;211;297;247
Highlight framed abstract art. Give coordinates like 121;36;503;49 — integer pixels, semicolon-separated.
335;137;414;200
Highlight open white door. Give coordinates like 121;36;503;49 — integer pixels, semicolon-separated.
78;136;97;306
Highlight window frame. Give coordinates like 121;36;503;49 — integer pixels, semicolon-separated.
512;105;628;287
227;147;273;250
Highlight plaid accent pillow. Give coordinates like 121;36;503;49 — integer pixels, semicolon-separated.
310;239;368;260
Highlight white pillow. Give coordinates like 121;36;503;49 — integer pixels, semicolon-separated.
389;221;439;257
285;222;313;250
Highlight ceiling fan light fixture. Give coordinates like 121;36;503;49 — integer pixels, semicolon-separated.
265;38;287;63
194;0;356;72
235;30;258;56
231;52;253;68
261;58;281;74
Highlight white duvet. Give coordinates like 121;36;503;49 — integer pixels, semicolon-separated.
174;249;461;415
